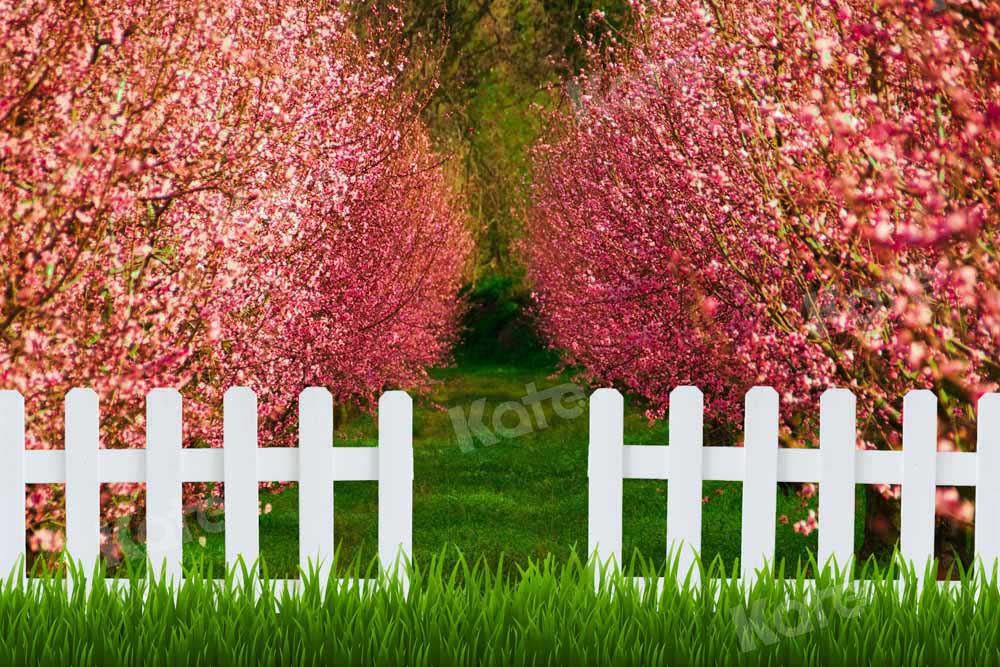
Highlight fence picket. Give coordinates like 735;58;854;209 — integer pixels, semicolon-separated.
0;391;24;577
741;387;779;582
299;387;334;583
378;391;413;578
588;388;624;571
146;389;183;583
224;387;259;577
65;388;100;575
818;388;856;570
901;390;937;579
975;393;1000;572
667;386;703;581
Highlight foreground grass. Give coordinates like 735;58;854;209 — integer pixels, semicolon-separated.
151;364;845;578
4;553;999;666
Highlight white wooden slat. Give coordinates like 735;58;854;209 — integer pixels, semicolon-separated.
257;448;298;481
975;393;1000;571
667;386;703;581
299;387;334;583
856;450;902;485
623;445;981;486
776;449;820;482
936;452;976;486
332;448;379;481
900;390;937;577
378;391;412;578
223;387;259;577
0;391;24;577
65;388;101;575
79;448;389;485
626;446;822;483
52;447;383;485
25;449;149;484
818;388;856;570
588;389;624;570
851;445;975;486
623;446;744;481
146;389;183;583
625;442;839;483
701;447;744;481
741;387;779;582
181;449;224;482
256;448;381;482
24;450;65;483
98;450;145;482
623;445;669;479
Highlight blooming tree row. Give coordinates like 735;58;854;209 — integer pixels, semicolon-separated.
2;0;470;560
528;0;998;541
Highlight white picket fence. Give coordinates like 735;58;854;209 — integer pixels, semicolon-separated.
589;386;1000;583
3;384;999;589
0;387;413;587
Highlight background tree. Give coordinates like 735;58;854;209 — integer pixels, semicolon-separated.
527;0;999;566
2;0;470;563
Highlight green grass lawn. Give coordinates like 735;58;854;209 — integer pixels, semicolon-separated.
6;553;994;666
159;363;858;578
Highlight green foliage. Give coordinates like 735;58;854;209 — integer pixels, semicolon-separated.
455;273;555;365
4;551;1000;665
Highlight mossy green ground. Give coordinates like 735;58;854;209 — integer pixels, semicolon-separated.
162;363;860;578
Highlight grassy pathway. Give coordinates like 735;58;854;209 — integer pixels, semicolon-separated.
176;364;847;577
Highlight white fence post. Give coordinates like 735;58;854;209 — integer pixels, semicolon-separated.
224;387;259;578
299;387;334;585
66;388;100;575
741;387;779;582
975;393;1000;573
818;388;856;571
0;391;24;577
588;388;623;571
667;386;703;582
378;391;412;579
146;389;183;583
901;390;937;579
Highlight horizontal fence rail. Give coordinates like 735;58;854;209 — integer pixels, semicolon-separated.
589;386;1000;584
0;388;414;586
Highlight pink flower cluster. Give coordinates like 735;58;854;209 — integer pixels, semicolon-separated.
529;0;998;447
2;1;470;560
529;0;998;540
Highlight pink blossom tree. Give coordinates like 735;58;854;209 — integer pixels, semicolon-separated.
2;0;470;564
528;0;998;558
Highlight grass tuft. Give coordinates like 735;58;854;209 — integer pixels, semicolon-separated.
2;550;1000;665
